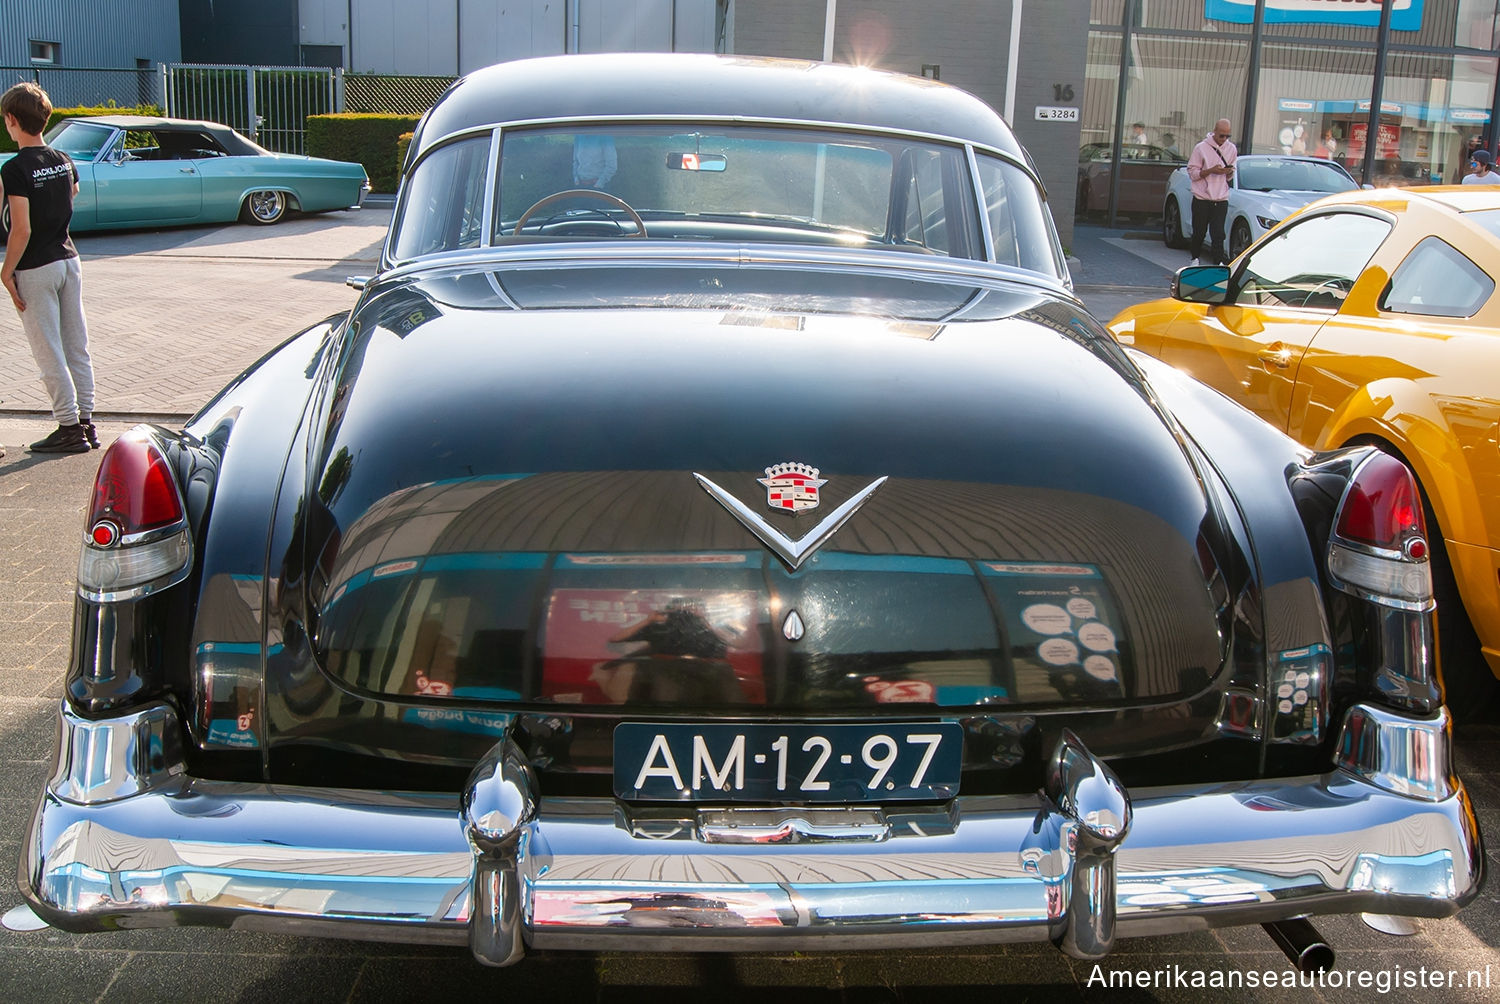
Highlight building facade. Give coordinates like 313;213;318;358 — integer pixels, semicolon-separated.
194;0;1093;242
19;3;1500;242
1;0;179;108
1087;0;1500;223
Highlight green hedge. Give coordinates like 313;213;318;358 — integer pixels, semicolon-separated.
396;131;414;179
306;113;420;193
0;103;161;154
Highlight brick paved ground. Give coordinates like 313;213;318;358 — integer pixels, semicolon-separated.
0;219;1497;1000
0;207;387;418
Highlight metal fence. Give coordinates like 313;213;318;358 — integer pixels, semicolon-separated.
0;65;163;112
344;73;454;116
0;63;454;154
163;64;337;153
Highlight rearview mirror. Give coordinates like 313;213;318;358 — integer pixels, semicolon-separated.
666;152;727;172
1173;264;1231;304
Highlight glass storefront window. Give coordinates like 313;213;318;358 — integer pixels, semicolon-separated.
1090;1;1126;27
1083;32;1122;152
1090;0;1252;33
1082;1;1500;218
1254;0;1499;49
1254;44;1378;180
1080;30;1248;219
1381;51;1498;186
1096;1;1499;45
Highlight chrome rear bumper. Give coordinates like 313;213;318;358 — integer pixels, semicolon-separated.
19;702;1482;964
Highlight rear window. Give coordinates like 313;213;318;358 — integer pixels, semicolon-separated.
1380;236;1493;318
1235;158;1357;193
390;122;1060;276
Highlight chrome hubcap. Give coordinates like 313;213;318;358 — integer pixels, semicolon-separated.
250;191;284;221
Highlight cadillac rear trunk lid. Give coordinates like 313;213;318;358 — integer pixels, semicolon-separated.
262;264;1254;776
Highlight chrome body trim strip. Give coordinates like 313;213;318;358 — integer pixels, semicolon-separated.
21;702;1482;963
48;703;185;805
1335;704;1456;801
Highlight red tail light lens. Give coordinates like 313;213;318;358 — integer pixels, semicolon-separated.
1334;452;1426;552
90;433;184;539
1327;451;1432;609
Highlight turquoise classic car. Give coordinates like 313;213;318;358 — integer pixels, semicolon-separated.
2;115;369;230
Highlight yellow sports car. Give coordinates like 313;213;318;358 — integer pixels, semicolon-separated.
1109;186;1500;714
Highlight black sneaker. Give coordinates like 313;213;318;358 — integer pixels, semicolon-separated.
79;417;99;449
28;423;91;454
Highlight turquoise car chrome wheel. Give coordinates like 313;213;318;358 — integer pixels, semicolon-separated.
242;189;287;225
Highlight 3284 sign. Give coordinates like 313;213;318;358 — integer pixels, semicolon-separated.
1035;106;1080;122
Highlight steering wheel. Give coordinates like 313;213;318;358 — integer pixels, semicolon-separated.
1301;277;1351;308
513;189;647;237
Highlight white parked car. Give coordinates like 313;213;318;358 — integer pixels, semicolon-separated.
1162;155;1359;258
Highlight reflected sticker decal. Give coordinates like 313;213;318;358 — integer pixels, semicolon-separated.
1271;643;1329;744
1084;655;1118;682
981;562;1127;702
863;677;937;703
1021;604;1072;635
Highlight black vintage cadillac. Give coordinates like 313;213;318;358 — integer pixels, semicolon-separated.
19;54;1479;968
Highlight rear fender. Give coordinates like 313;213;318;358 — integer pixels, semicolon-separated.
180;318;340;752
1316;378;1489;554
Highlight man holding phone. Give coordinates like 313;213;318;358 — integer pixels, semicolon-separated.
1187;118;1237;266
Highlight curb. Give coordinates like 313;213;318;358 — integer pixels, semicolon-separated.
0;409;194;425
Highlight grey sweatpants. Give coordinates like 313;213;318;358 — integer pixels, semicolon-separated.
15;256;94;425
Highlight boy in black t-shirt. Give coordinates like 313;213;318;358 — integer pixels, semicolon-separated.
1;82;96;453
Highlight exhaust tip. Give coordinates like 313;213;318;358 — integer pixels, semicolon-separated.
1263;918;1335;974
1;904;49;933
1362;912;1423;936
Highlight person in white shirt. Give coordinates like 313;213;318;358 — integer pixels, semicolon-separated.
1462;149;1500;184
572;134;617;190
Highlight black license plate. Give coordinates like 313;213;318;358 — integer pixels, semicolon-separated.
614;722;963;802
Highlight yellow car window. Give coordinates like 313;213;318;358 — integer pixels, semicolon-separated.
1380;236;1493;318
1236;212;1390;310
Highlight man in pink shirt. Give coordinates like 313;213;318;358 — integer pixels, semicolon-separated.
1187;118;1237;266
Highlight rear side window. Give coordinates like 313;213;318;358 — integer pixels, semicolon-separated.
975;154;1063;278
1380;236;1493;318
393;136;491;260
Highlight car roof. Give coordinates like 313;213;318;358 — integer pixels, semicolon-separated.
61;115;264;155
68;115;231;133
415;53;1027;161
1303;185;1500;214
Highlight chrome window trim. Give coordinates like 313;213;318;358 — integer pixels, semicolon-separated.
479;128;503;250
386;126;500;269
1229;205;1397;303
421;113;1033;170
93;126;125;164
373;241;1076;302
965;143;995;264
387;116;1046;271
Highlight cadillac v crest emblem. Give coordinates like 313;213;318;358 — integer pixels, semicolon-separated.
759;462;827;513
692;463;887;571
